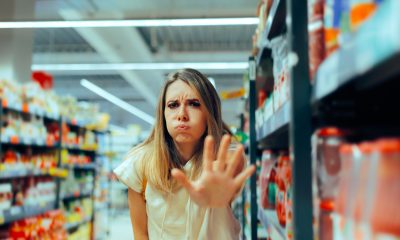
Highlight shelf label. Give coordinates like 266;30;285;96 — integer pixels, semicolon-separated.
49;168;68;178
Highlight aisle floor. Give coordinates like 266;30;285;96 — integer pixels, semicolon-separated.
109;210;134;240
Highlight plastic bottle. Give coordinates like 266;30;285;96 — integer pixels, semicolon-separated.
369;139;400;236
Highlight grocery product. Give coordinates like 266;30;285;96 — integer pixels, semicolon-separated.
350;0;377;31
259;150;277;209
308;0;326;81
276;154;290;226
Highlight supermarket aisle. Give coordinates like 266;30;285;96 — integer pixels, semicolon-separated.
109;211;134;240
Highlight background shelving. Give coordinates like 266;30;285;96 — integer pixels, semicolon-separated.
247;0;400;240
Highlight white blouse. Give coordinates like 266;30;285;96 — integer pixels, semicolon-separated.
113;148;242;240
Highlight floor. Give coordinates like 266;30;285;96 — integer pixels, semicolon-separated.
109;209;134;240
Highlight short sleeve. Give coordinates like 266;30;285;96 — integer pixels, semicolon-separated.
113;148;144;193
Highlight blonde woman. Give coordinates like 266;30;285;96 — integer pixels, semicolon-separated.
114;68;255;240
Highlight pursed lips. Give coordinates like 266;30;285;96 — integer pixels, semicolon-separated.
175;124;190;130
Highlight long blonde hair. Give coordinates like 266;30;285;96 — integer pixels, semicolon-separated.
127;68;231;192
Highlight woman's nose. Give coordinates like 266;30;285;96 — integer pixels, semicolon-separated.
177;105;188;121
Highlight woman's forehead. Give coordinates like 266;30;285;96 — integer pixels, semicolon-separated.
165;80;200;100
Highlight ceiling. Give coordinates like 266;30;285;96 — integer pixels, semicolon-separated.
28;0;257;132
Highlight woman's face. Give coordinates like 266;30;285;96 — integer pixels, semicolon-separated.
164;80;207;146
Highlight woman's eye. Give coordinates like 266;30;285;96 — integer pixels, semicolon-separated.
189;101;201;107
167;102;179;109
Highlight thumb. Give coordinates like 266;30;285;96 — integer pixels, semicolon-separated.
171;168;195;192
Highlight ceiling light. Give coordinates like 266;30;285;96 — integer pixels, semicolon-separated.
32;62;248;71
80;79;155;125
0;18;258;29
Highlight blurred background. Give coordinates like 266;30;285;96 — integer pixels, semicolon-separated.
1;0;399;239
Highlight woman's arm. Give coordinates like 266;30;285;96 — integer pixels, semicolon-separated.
128;188;148;240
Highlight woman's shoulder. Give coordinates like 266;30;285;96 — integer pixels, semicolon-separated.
113;145;148;192
125;145;147;163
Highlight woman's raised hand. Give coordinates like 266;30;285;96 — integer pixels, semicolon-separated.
171;135;255;208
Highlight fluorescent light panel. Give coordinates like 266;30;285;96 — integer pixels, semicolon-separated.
0;18;258;29
80;79;155;125
32;62;248;71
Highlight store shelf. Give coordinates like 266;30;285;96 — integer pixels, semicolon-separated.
62;118;88;129
255;0;286;65
63;145;97;153
257;101;290;149
1;135;59;148
62;163;97;171
0;169;48;179
65;217;92;232
0;201;56;225
62;191;92;201
313;0;400;103
258;208;285;240
2;100;60;121
0;168;68;180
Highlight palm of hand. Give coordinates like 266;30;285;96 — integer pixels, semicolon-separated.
171;135;255;208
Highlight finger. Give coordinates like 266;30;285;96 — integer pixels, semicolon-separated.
216;134;231;171
233;165;256;189
226;144;244;177
203;136;215;171
171;168;195;192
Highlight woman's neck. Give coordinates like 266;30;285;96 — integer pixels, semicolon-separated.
174;142;197;163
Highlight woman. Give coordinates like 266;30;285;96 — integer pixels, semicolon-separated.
114;68;255;240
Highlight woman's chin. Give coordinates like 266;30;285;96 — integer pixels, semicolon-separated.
174;134;196;144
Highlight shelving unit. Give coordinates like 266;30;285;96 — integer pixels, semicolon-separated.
247;0;313;239
256;102;290;149
61;192;93;201
247;0;400;240
256;0;287;65
0;98;109;240
0;201;56;225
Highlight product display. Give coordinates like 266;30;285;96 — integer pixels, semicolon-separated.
247;0;399;239
0;77;111;240
0;209;67;239
62;124;97;151
61;170;94;198
311;131;400;240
